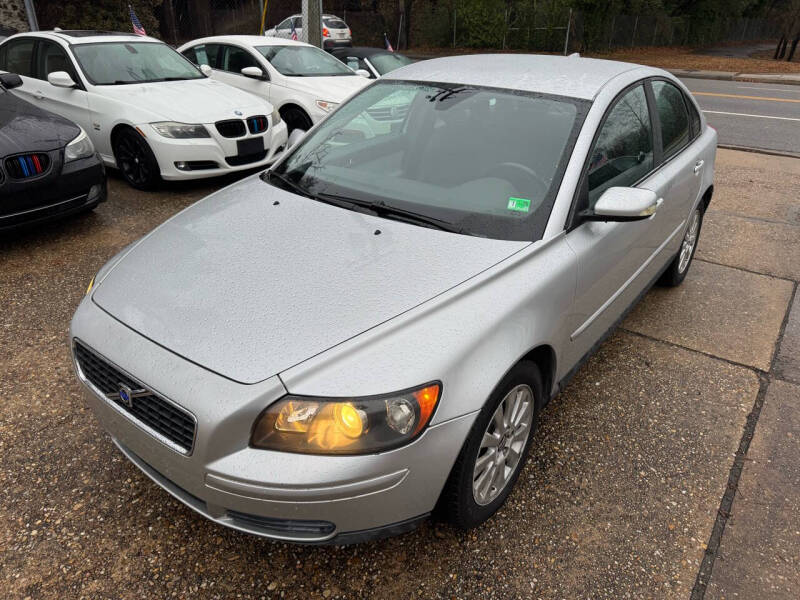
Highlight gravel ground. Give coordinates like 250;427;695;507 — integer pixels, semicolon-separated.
0;151;796;599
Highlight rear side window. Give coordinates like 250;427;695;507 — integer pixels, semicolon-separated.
186;44;222;69
586;84;654;207
4;38;35;77
653;80;690;159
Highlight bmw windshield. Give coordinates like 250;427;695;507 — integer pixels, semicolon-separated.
269;80;588;241
72;42;204;85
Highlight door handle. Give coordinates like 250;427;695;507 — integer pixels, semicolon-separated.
33;90;45;100
693;160;704;174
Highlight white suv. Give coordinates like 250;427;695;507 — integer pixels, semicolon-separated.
265;14;352;50
0;30;288;189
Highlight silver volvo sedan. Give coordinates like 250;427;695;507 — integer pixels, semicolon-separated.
70;54;716;544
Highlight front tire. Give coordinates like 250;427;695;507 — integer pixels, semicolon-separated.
112;128;162;191
280;105;313;135
659;207;703;287
437;361;542;529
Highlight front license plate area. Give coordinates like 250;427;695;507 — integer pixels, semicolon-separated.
237;137;265;156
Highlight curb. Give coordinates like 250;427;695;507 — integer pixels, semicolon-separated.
670;68;800;86
718;144;800;159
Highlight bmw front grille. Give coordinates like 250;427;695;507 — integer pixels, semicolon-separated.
247;116;268;134
4;153;50;179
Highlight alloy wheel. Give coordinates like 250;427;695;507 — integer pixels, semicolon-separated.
678;208;701;273
472;384;534;506
115;133;153;188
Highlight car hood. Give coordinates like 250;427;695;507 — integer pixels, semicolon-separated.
277;74;369;103
98;78;271;123
92;175;528;384
0;90;80;153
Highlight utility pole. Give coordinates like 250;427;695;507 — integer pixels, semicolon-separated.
22;0;39;30
302;0;323;48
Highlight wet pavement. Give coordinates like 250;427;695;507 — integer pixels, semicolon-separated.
1;148;798;599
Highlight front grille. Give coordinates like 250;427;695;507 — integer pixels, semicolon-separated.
366;105;409;122
74;341;196;453
247;115;268;134
4;153;50;179
215;119;246;138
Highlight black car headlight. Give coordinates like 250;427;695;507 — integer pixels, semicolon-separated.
64;128;95;163
250;383;441;455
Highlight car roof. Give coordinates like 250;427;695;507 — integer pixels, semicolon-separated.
182;35;312;49
383;54;654;100
331;47;397;59
6;30;163;45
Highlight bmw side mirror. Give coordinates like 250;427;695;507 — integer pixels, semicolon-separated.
582;187;662;222
47;71;77;88
287;128;306;149
241;66;266;80
355;68;371;78
199;64;213;76
0;72;23;90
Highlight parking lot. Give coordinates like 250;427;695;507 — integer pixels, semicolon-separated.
0;145;797;599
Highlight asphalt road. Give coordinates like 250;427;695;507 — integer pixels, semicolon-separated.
679;77;800;156
2;150;799;599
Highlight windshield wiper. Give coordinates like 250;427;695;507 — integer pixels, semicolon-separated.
263;169;315;199
316;193;467;234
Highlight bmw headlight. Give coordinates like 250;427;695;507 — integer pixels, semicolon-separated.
250;383;441;455
314;100;338;113
64;128;95;163
150;122;210;139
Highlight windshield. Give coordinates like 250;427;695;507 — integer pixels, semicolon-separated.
255;45;354;77
271;81;587;241
369;53;413;75
72;42;203;85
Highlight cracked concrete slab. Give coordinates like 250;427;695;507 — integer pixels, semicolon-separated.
774;290;800;384
624;260;794;370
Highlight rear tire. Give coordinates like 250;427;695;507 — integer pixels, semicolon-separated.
280;106;313;135
112;128;162;191
659;207;703;287
437;361;542;529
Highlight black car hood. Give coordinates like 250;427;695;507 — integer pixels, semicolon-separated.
0;90;80;155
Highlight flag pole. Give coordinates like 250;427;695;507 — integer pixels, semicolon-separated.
259;0;269;35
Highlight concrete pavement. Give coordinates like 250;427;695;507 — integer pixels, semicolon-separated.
0;149;798;599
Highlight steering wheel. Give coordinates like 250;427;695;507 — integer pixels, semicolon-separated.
483;162;548;199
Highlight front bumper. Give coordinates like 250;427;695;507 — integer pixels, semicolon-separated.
0;153;106;230
145;120;288;181
70;297;474;544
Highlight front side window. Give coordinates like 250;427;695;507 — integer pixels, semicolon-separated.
221;45;258;73
269;81;587;241
653;80;690;159
71;41;204;85
3;38;35;77
586;84;653;207
36;40;78;82
255;45;354;77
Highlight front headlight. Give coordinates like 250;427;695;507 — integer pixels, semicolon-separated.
271;106;282;125
315;100;338;113
150;122;211;139
65;128;95;163
250;382;441;455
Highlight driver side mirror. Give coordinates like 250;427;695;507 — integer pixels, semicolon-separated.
581;187;662;222
199;64;213;76
0;72;23;90
47;71;76;88
286;128;306;149
355;68;371;78
241;66;267;80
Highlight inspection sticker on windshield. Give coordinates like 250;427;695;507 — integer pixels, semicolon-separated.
507;197;531;213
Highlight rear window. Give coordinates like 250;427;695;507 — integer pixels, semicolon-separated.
324;18;347;29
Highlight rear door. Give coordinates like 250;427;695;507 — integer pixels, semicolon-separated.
563;82;670;367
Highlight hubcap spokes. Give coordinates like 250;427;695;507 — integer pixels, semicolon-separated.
472;384;533;506
678;210;700;273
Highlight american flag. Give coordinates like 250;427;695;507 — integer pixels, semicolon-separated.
384;33;394;52
290;21;298;41
129;5;146;36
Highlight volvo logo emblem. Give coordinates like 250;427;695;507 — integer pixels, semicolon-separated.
114;383;147;409
234;110;243;116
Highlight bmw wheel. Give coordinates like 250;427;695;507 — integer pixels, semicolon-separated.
437;361;541;529
112;128;162;191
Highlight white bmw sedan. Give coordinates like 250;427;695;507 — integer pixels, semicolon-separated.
0;31;288;189
70;55;716;544
178;36;369;133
